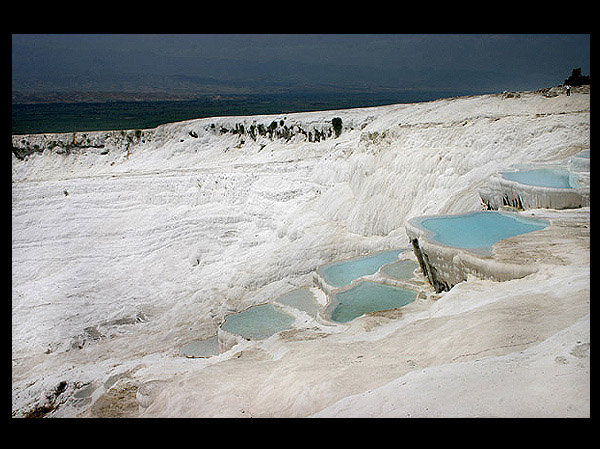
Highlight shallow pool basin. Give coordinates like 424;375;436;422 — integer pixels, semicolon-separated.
500;167;580;189
380;259;419;280
570;150;590;173
180;336;220;358
330;281;416;323
417;211;549;253
276;288;319;318
221;303;295;340
318;249;404;288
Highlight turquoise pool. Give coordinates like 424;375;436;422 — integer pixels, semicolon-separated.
380;259;418;280
330;281;416;323
318;249;404;288
500;168;579;189
276;288;319;318
221;304;295;340
418;211;549;252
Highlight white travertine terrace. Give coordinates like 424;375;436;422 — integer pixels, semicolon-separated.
405;212;548;293
479;170;589;210
12;88;589;418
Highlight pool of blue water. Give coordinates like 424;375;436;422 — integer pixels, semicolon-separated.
418;211;549;252
318;249;405;288
500;168;579;189
221;303;295;340
276;288;319;318
331;281;416;323
380;259;418;280
180;336;220;358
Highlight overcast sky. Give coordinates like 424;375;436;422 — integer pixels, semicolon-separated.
12;34;591;95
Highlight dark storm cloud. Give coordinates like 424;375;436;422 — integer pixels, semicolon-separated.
12;34;590;94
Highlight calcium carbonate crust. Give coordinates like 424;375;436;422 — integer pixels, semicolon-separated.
404;214;541;293
479;173;590;211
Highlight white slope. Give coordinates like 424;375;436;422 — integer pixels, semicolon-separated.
311;314;590;418
11;90;590;417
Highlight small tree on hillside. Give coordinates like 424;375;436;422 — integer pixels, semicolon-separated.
332;117;342;138
564;68;590;86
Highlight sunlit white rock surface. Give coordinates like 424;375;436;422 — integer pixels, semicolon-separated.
12;89;589;417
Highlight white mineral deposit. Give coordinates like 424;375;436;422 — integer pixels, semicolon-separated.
12;88;589;417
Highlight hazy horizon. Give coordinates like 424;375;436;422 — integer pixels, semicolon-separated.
12;34;590;104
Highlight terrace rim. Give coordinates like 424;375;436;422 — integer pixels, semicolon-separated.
404;210;551;293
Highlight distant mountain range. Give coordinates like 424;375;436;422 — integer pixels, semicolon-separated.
12;44;558;104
